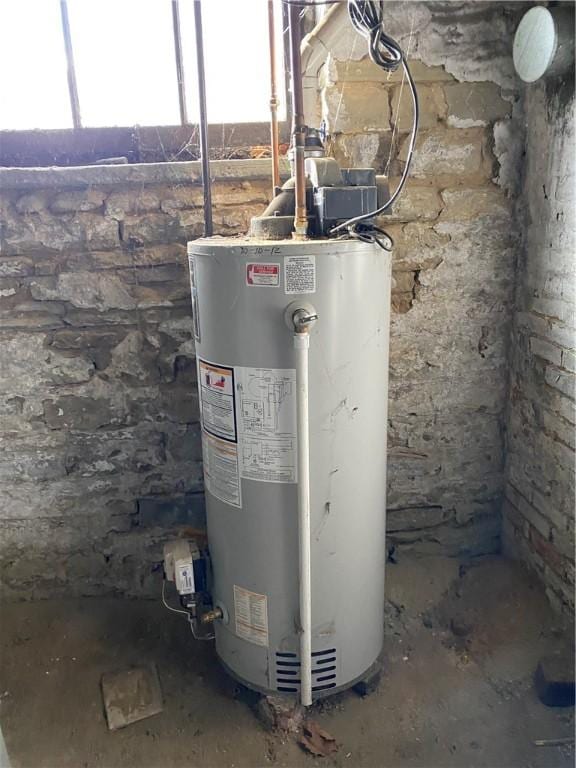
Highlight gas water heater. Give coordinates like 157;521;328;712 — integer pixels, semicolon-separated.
188;234;390;700
162;0;418;706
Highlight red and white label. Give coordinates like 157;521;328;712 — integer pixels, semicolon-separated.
246;262;280;287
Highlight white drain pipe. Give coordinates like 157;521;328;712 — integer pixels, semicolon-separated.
291;305;318;707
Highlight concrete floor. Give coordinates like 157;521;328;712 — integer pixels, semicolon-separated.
0;555;573;768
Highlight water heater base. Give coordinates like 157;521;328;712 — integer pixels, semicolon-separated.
219;657;383;702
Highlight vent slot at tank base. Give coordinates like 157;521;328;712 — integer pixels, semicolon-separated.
274;648;338;693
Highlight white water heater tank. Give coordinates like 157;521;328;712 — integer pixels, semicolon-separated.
188;236;391;699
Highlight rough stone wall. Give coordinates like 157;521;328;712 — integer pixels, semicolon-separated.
0;162;273;598
313;1;524;556
0;2;534;598
502;77;576;614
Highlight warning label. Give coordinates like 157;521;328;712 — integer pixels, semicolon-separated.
234;585;268;647
246;262;280;287
236;367;297;483
202;431;241;508
198;359;236;442
198;359;297;493
284;254;316;294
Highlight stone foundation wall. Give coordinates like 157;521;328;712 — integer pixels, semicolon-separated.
0;1;534;599
0;161;275;598
502;78;576;614
312;1;524;557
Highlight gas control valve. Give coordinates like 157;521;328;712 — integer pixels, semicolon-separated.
163;539;207;597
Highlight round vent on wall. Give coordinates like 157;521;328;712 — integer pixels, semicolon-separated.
513;5;574;83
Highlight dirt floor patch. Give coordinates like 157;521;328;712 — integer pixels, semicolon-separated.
0;555;573;767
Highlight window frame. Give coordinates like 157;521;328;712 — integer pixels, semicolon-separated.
0;0;293;167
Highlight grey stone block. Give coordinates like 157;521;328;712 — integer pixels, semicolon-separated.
101;664;163;730
137;493;206;529
534;652;575;707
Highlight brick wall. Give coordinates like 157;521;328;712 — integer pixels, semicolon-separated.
502;78;575;614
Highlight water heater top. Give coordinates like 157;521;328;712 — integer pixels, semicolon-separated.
188;236;380;256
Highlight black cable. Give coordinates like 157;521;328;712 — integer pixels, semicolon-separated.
347;223;393;251
348;0;402;72
330;1;419;238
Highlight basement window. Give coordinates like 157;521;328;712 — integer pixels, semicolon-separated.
0;1;72;131
0;0;288;165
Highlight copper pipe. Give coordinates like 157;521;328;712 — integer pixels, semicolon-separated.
287;3;308;238
267;0;281;193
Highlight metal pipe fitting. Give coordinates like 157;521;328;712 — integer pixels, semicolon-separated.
292;309;319;333
201;607;223;625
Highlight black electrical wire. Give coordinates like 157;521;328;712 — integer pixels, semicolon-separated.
346;223;394;251
330;1;419;239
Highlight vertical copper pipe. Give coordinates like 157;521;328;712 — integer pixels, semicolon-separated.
172;0;188;125
59;0;81;129
193;0;213;237
268;0;281;193
287;3;308;238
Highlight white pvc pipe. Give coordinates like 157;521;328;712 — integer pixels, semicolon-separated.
294;331;312;707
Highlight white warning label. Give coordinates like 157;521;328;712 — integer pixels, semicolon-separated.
198;359;236;442
235;367;297;483
176;559;195;595
284;254;316;294
202;431;241;508
234;585;268;647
